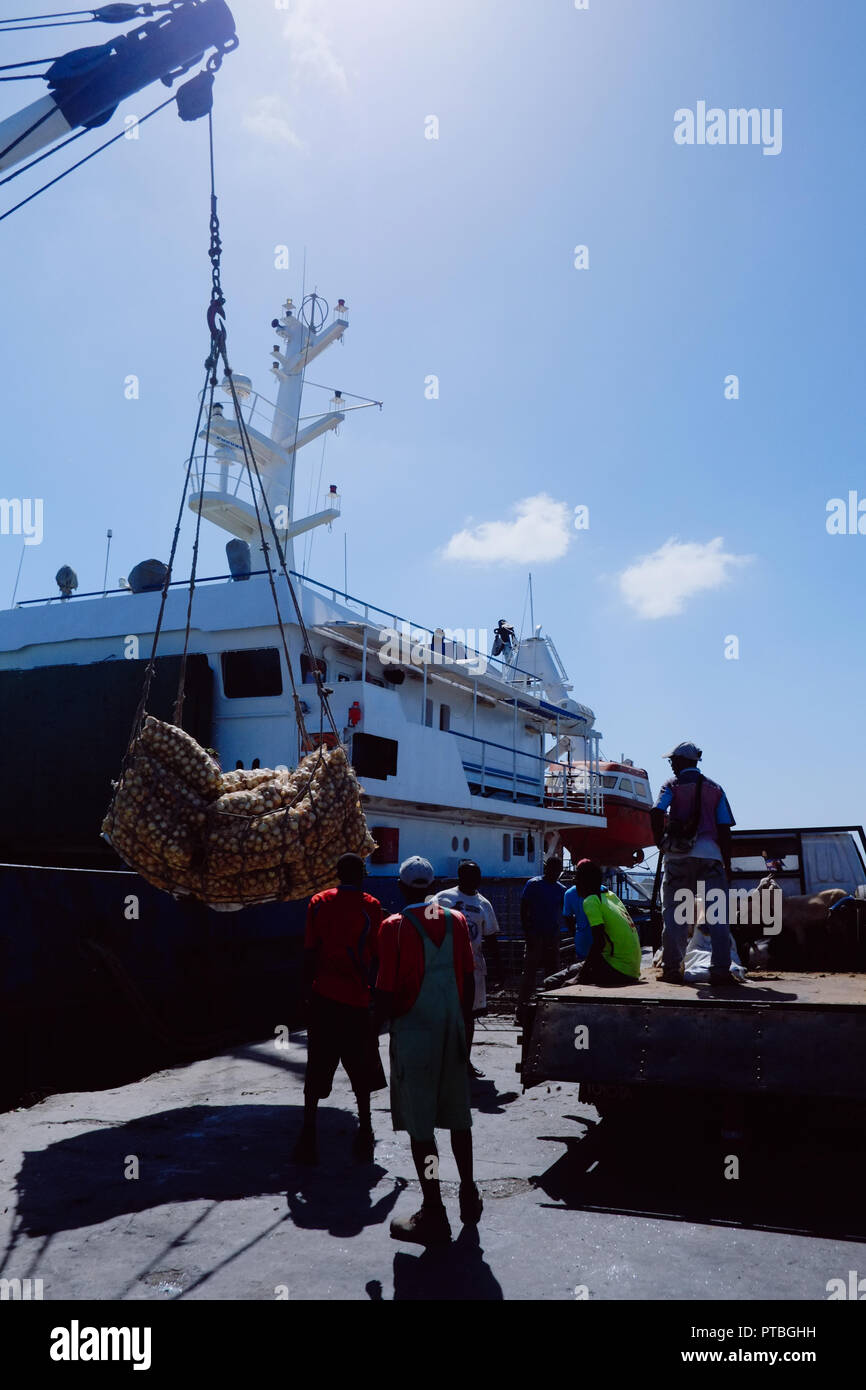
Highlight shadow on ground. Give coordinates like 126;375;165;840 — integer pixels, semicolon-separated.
13;1103;398;1237
530;1093;866;1241
372;1226;503;1300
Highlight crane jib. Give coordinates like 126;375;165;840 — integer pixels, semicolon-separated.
45;0;236;131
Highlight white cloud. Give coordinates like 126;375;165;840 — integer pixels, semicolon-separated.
441;494;571;566
241;96;304;148
281;0;348;91
618;537;752;619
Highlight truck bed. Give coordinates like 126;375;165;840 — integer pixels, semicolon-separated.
520;971;866;1098
547;971;866;1007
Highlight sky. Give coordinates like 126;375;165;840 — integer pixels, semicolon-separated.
1;0;864;830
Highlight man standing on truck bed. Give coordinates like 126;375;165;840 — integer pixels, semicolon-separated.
651;741;736;987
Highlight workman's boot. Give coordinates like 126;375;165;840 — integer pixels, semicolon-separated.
709;970;736;987
390;1202;452;1247
459;1181;484;1225
659;968;685;985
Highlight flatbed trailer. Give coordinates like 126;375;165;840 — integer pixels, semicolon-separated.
519;971;866;1101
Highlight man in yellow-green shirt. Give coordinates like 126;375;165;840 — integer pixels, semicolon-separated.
574;858;642;986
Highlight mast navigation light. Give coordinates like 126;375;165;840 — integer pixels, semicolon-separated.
211;402;225;417
330;390;343;411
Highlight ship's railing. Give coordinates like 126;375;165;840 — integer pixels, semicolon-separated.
295;571;543;688
12;569;568;714
204;386;354;447
201;387;298;444
187;457;292;514
542;763;605;815
450;730;604;814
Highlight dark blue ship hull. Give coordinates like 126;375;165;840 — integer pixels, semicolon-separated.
1;861;311;1111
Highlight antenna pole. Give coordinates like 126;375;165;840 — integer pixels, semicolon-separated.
9;539;26;606
529;571;534;633
344;532;348;596
102;527;113;596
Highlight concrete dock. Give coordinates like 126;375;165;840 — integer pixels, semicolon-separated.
2;1017;863;1301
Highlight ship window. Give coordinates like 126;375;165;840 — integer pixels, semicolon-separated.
619;778;633;794
439;703;451;732
513;835;525;856
452;836;459;851
424;698;433;728
252;758;260;769
222;648;283;698
463;837;469;851
635;782;650;801
602;775;617;789
503;834;511;863
527;833;535;861
235;760;244;769
351;732;398;780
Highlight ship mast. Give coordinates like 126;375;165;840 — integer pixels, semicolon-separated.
187;293;348;572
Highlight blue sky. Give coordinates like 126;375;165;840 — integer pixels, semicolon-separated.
1;0;864;830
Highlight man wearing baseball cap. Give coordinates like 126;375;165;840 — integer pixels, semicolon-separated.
375;855;480;1246
650;742;737;987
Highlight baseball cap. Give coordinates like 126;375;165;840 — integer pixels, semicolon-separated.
399;855;435;888
664;741;702;761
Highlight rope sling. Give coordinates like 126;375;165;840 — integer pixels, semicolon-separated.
101;108;377;907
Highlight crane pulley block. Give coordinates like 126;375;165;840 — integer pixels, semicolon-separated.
45;0;236;131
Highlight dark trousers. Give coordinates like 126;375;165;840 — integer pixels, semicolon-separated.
518;935;561;1006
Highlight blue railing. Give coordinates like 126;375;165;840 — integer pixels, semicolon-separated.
450;728;603;813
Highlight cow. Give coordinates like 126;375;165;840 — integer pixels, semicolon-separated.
733;875;860;969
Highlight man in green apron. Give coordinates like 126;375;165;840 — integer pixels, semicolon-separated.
376;856;482;1246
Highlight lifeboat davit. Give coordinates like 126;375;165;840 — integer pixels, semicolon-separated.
547;761;655;867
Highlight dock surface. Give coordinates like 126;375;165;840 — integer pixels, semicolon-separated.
2;1016;865;1300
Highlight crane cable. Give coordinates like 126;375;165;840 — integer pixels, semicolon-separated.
0;91;176;224
125;107;340;769
0;4;174;32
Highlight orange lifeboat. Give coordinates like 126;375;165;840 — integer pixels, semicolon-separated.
546;760;655;866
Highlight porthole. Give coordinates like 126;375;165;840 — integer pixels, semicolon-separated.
451;836;458;851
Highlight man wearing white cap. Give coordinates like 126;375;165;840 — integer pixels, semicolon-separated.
651;742;737;987
375;855;480;1246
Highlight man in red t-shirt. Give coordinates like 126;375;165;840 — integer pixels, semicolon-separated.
292;853;386;1166
376;855;482;1246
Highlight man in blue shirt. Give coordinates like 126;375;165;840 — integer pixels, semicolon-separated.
517;856;565;1010
563;879;594;963
650;741;737;987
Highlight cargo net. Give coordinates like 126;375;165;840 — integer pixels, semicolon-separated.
102;716;378;908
